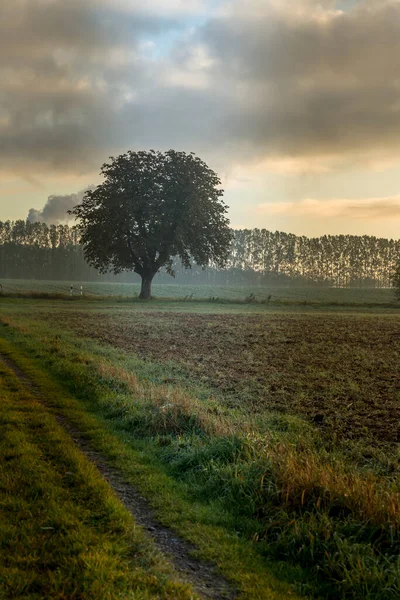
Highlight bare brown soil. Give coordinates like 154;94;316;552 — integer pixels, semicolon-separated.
48;310;400;446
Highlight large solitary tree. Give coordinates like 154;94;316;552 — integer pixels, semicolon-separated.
71;150;233;299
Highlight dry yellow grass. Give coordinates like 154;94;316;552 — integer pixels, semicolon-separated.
97;359;400;533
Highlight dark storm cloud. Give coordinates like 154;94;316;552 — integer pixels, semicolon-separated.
0;0;186;175
197;0;400;160
0;1;179;60
2;0;400;178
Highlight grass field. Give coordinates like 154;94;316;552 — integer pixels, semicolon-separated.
1;294;400;598
0;278;398;304
0;355;194;599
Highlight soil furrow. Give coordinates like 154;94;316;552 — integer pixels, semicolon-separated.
0;352;237;600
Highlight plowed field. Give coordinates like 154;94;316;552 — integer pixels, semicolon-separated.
45;310;400;446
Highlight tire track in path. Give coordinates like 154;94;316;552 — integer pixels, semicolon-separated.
0;352;237;600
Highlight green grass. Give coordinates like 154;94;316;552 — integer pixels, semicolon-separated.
0;277;398;305
0;359;195;600
0;333;303;600
2;299;400;598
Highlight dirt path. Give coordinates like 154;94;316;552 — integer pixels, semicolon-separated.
0;352;237;600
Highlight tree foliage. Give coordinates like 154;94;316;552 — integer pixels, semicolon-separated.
1;220;400;289
71;150;233;298
393;261;400;300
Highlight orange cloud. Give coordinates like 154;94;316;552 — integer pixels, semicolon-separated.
257;195;400;220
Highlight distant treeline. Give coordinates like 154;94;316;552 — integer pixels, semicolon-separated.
0;220;399;287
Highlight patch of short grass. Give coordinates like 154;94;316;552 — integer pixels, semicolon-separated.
0;361;194;600
0;278;397;304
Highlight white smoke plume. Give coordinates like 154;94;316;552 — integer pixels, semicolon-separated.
27;188;92;224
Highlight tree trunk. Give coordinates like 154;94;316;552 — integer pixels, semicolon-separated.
139;273;154;300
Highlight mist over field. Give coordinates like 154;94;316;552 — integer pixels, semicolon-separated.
1;219;400;291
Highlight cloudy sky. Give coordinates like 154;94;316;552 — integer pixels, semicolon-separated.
1;0;400;237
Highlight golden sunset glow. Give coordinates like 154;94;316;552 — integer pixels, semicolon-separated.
1;0;400;237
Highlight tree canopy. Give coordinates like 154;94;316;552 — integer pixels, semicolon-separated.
393;261;400;300
0;220;399;288
71;150;233;298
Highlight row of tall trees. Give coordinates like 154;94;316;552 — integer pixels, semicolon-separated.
0;220;399;287
229;230;400;288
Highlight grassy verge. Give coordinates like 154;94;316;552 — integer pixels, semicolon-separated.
0;289;399;310
0;359;195;599
0;321;303;600
0;278;397;304
2;306;400;598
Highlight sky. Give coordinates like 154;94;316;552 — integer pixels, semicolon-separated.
1;0;400;238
